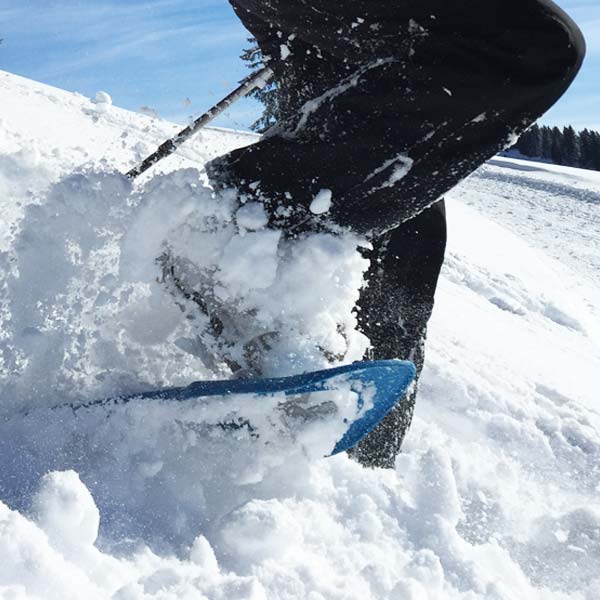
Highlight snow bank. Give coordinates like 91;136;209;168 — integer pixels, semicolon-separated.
5;451;599;599
1;71;600;599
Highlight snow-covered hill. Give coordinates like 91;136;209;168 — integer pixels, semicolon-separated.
1;70;599;599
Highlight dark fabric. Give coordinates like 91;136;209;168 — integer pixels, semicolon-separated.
349;200;447;467
209;0;585;467
215;0;585;237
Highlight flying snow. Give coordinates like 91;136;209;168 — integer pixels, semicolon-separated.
93;91;112;105
310;188;333;214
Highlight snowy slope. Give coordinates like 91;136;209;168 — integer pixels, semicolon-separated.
1;70;599;599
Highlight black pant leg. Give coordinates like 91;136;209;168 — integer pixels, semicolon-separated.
209;0;585;468
349;200;447;467
212;0;584;236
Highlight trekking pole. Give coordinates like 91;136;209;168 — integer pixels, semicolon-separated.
126;67;274;180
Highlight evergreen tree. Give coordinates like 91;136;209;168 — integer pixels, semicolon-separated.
562;125;580;166
240;38;281;132
580;129;597;170
540;126;553;160
519;123;542;157
550;126;564;164
515;127;532;156
591;131;600;171
509;123;600;172
530;123;543;157
579;129;591;168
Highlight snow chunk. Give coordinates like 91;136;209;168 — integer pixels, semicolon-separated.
220;499;304;564
31;471;99;550
310;188;333;214
236;201;269;230
280;44;291;60
218;229;282;295
190;535;220;573
93;91;112;105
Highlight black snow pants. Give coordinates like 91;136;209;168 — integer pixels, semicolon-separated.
209;0;585;467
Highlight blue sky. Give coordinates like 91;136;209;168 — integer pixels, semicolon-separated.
0;0;598;131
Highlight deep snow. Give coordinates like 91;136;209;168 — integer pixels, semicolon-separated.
1;70;600;599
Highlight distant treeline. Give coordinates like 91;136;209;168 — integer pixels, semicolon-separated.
511;124;600;171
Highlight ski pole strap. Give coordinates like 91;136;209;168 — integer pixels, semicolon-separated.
126;67;274;180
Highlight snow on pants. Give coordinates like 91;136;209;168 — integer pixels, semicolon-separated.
209;0;585;467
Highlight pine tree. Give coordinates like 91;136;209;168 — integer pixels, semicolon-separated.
240;38;281;132
540;126;553;160
550;126;564;164
591;132;600;171
562;125;580;166
515;127;533;156
517;123;542;157
529;124;543;157
579;129;594;169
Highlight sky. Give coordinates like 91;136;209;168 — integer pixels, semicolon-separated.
0;0;598;132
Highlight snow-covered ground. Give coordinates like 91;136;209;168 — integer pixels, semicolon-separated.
1;69;599;599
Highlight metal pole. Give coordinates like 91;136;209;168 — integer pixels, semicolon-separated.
126;67;274;180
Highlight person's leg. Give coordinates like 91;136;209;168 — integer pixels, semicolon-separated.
349;200;447;467
205;0;584;464
211;0;585;236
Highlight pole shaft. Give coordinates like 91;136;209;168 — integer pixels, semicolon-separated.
126;67;274;180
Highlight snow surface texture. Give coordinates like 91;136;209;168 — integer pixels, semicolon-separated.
1;70;600;599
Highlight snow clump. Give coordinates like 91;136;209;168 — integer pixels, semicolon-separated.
93;91;112;105
31;471;100;551
310;188;333;214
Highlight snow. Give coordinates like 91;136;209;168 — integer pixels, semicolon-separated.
236;202;269;231
31;471;100;551
280;44;291;60
1;69;600;599
365;153;414;192
309;188;333;214
218;229;282;294
93;91;113;106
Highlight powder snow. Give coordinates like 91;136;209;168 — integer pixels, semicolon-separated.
1;70;600;600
